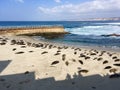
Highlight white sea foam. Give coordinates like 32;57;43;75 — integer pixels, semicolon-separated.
65;25;120;36
97;23;120;25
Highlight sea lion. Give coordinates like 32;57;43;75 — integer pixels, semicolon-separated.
103;60;108;64
21;46;26;48
74;51;77;55
41;51;48;54
65;61;69;66
29;51;34;53
104;66;112;69
78;69;89;74
78;60;83;65
109;68;117;73
54;52;61;55
15;51;24;54
90;53;96;55
51;61;59;65
62;54;66;61
97;57;103;61
85;56;90;60
113;63;120;66
11;40;16;45
79;54;86;58
114;59;120;62
72;59;76;62
0;42;6;45
24;71;29;74
109;74;120;78
112;56;117;59
12;48;16;51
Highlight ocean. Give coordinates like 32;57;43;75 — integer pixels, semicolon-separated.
0;21;120;49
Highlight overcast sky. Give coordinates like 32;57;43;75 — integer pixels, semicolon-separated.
0;0;120;21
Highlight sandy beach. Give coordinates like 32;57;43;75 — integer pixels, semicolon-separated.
0;35;120;90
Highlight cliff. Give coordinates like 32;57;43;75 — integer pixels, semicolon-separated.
0;26;68;36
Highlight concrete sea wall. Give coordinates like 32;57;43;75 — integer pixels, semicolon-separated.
0;26;68;36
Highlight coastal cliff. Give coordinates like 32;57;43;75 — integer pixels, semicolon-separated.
0;26;68;36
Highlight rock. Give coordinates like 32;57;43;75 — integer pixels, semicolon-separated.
102;33;120;37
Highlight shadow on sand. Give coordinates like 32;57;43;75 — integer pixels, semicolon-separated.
0;60;120;90
0;60;11;73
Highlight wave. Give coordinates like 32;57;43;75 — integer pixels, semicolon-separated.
65;25;120;36
96;22;120;26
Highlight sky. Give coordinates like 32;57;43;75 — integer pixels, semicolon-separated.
0;0;120;21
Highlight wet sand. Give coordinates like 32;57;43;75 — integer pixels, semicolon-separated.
0;36;120;90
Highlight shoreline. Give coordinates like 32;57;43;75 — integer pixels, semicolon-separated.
32;36;120;53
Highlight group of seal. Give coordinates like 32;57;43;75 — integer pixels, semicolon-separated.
0;36;120;78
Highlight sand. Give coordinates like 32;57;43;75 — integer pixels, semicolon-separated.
0;36;120;90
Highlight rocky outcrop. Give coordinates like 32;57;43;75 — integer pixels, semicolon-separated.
101;33;120;37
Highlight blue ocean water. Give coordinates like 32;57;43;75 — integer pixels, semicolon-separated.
0;21;120;48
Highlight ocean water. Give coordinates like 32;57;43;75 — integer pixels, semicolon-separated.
0;21;120;48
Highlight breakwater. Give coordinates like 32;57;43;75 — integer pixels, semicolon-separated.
0;26;68;36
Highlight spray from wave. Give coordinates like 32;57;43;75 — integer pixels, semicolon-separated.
65;24;120;36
